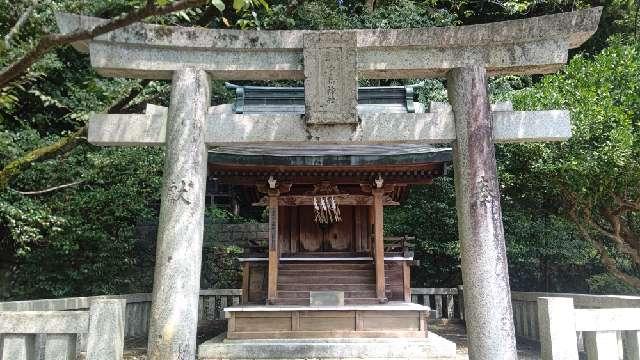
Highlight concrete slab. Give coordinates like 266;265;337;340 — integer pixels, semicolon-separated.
198;332;456;359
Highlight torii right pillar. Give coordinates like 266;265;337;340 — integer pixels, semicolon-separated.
448;66;517;359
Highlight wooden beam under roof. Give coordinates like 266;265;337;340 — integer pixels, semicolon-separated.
252;194;399;207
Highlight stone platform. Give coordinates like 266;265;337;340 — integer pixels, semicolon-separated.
198;332;457;359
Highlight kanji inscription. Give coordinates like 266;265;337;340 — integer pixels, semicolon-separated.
303;32;358;124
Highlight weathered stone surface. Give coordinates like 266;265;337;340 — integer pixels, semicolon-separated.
584;331;619;360
448;67;517;360
86;299;126;360
623;330;640;360
147;68;210;360
198;333;456;359
537;297;579;360
44;334;76;360
0;311;88;333
574;308;640;331
2;334;35;360
309;291;344;306
512;291;640;308
493;109;570;142
303;32;357;124
88;103;569;146
56;8;601;80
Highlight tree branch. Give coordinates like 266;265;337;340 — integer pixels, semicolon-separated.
3;1;37;49
14;180;84;195
0;79;151;190
587;215;640;266
365;0;376;12
569;206;640;289
0;126;87;190
0;0;206;89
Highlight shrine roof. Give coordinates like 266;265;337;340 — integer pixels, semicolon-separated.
208;144;451;167
225;83;422;114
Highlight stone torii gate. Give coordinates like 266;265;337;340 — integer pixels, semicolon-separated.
57;8;601;360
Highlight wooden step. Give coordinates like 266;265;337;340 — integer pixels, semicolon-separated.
272;298;310;305
273;298;384;305
278;269;374;277
278;284;376;291
278;275;374;284
276;290;379;299
279;263;374;270
344;298;382;305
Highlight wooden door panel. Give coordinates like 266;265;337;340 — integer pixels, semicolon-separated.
325;206;354;252
298;206;322;252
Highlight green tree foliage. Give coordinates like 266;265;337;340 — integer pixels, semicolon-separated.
1;0;639;300
502;39;640;290
0;0;265;299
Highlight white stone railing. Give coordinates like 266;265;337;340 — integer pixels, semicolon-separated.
539;296;640;359
0;289;242;348
7;287;637;357
511;291;640;344
411;287;464;320
0;298;125;360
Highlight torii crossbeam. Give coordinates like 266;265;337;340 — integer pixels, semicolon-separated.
57;8;601;360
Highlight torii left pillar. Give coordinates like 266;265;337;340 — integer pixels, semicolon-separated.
147;68;210;360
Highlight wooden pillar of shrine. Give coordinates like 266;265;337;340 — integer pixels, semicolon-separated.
372;189;387;303
147;68;210;360
267;190;280;304
447;66;517;360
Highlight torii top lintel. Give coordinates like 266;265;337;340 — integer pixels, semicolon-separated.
56;7;601;81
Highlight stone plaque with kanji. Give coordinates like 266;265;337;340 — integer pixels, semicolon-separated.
303;32;358;125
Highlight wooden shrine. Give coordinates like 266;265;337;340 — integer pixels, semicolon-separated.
206;85;442;341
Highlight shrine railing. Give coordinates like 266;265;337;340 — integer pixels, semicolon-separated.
511;291;640;343
4;287;638;357
0;298;125;360
0;289;241;358
411;287;464;320
537;296;640;359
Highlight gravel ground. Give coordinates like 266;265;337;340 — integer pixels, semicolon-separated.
429;322;541;360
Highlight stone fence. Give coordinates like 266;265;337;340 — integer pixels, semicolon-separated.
538;296;640;359
0;290;240;358
0;298;125;360
3;288;639;358
411;287;464;320
510;291;640;344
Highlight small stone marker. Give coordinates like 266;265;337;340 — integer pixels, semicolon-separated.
310;291;345;306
